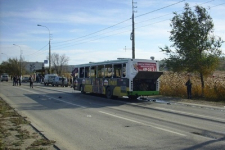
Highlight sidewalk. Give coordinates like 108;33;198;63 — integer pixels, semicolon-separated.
146;95;225;111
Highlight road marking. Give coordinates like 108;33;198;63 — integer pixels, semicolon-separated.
155;107;225;122
99;111;186;136
19;87;86;108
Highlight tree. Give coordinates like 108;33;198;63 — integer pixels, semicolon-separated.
160;3;223;97
0;58;26;76
49;53;69;75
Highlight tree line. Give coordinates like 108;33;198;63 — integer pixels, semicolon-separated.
0;53;69;76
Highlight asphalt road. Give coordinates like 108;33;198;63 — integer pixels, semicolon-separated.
0;81;225;150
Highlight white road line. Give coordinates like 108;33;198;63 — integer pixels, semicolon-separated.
155;107;225;122
99;111;186;136
19;87;86;108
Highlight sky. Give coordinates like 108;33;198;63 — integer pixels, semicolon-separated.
0;0;225;66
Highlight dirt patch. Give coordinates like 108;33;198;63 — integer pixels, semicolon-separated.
0;97;57;150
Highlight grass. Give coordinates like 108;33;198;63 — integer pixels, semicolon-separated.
160;71;225;101
0;98;56;150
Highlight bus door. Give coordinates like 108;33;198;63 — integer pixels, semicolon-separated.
92;78;103;94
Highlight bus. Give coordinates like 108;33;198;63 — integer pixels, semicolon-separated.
71;58;163;99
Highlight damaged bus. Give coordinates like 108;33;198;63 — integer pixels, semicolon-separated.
71;58;163;99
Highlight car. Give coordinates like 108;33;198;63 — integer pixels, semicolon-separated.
52;76;68;87
44;74;58;86
22;77;29;82
1;75;9;82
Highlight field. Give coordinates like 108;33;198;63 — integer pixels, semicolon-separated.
159;71;225;101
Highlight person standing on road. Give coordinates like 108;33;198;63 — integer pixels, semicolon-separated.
18;76;21;86
15;76;18;86
62;77;65;87
13;76;16;86
185;75;192;99
29;75;34;88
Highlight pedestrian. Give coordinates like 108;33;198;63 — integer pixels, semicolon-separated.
70;77;72;88
29;75;34;88
18;76;21;86
13;76;16;86
62;77;65;87
185;75;192;99
15;76;18;86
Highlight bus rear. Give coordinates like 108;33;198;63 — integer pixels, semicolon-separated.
126;59;163;99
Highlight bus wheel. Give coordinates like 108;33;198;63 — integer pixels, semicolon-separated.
106;87;112;99
80;85;86;94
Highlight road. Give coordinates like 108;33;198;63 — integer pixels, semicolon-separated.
0;81;224;150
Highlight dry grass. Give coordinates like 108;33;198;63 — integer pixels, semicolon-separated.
159;71;225;102
0;98;56;150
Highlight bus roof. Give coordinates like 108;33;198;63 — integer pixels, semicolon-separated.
73;58;158;68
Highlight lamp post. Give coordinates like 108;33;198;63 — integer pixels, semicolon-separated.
37;24;51;74
13;44;22;76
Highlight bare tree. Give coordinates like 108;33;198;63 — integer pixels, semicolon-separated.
48;53;69;75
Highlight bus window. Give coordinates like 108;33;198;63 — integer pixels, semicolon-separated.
104;64;112;78
80;68;84;78
90;67;96;78
84;67;89;78
98;65;104;78
114;64;122;78
122;63;126;77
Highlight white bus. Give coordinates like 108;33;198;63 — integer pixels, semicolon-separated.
71;58;163;99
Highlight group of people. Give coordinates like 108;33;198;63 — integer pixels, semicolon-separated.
12;75;21;86
12;75;34;88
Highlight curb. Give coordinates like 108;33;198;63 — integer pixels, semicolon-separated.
145;96;225;111
173;101;225;111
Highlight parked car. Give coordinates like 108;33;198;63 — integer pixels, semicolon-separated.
52;76;68;87
1;75;9;82
22;77;29;82
44;74;58;86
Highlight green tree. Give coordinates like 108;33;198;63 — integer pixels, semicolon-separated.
0;58;26;76
160;3;223;97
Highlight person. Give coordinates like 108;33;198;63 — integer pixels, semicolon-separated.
15;76;18;86
70;77;73;88
13;76;16;86
185;76;192;99
29;75;34;88
62;77;64;87
18;76;21;86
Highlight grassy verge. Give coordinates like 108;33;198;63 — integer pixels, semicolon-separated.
0;97;56;150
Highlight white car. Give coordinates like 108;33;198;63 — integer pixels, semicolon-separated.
52;76;68;87
44;74;58;86
1;75;9;82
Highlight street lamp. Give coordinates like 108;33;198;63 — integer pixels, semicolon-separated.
37;24;51;74
13;44;22;76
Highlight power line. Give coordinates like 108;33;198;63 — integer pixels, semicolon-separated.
135;0;185;18
52;0;213;50
24;43;49;56
52;19;130;45
28;0;223;57
52;0;186;47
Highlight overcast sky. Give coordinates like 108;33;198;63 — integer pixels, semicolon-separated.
0;0;224;66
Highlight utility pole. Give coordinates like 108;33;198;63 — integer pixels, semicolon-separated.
37;24;51;74
130;0;137;59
